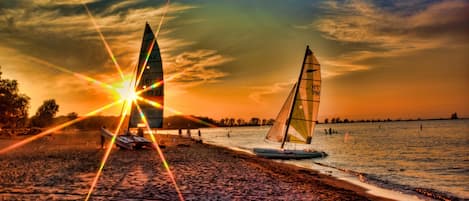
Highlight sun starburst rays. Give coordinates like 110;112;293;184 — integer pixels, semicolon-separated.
82;2;125;81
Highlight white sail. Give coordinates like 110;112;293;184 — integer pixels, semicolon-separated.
265;84;296;142
129;23;164;128
286;47;321;144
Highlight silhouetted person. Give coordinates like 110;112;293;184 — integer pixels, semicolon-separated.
187;128;191;138
329;128;332;135
178;128;182;136
198;129;202;141
324;129;328;134
137;127;144;137
420;124;423;131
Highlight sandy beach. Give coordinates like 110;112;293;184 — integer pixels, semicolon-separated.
0;130;393;201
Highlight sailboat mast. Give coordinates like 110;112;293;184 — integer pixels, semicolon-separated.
281;45;310;149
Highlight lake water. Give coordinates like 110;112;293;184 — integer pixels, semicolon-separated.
163;120;469;200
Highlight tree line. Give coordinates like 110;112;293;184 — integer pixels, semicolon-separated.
0;68;275;131
0;67;462;133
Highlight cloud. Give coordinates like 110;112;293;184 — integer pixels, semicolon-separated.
316;0;468;48
0;1;198;76
0;0;233;115
0;0;224;85
310;0;469;77
249;81;294;103
164;49;234;88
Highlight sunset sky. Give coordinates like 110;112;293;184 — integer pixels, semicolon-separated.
0;0;468;120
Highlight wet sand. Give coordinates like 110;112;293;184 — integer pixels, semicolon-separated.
0;130;394;200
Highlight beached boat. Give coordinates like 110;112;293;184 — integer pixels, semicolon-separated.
253;46;327;159
101;23;164;150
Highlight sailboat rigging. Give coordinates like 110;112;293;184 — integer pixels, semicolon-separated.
254;45;326;159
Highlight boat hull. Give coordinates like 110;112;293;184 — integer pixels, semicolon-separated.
100;127;153;150
253;148;327;160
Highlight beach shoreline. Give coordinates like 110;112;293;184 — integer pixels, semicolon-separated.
0;130;405;200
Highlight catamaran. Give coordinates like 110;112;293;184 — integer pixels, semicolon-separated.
253;46;327;159
101;23;163;150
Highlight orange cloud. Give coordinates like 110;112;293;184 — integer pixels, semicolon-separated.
249;81;294;103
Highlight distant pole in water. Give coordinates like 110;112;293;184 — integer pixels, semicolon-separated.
137;127;144;137
100;134;105;149
344;132;350;143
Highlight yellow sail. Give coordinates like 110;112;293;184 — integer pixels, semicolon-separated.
287;47;321;144
264;46;321;146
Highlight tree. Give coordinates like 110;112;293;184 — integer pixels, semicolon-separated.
229;118;236;126
324;118;329;124
451;112;459;120
31;99;59;127
237;118;245;126
0;67;30;128
67;112;78;120
266;118;275;125
335;117;341;123
249;117;260;126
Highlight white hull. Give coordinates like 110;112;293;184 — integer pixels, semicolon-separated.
253;148;327;160
100;127;153;150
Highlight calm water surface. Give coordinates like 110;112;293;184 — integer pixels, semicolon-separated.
164;120;469;199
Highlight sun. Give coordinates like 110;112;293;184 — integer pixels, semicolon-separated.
112;75;137;107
